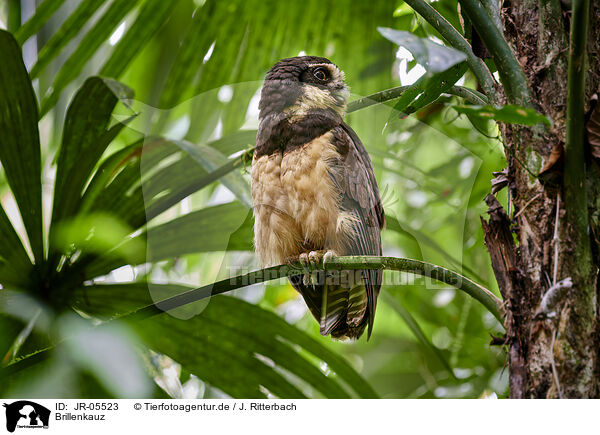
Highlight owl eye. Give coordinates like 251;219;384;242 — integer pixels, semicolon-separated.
313;67;329;82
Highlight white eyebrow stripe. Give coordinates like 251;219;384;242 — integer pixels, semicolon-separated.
308;63;345;81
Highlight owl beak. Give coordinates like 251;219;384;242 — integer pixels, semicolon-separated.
334;88;349;107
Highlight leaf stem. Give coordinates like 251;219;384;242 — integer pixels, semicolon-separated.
402;0;496;98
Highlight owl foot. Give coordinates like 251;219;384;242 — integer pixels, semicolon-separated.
298;252;314;286
298;250;338;286
308;250;325;268
322;250;337;266
306;249;338;267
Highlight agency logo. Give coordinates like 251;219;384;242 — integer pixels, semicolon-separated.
3;401;50;433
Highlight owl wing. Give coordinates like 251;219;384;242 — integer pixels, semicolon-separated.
330;123;385;338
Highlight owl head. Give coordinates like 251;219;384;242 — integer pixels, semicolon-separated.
258;56;349;120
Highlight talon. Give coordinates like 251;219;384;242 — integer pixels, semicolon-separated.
298;252;312;285
323;250;337;266
308;250;323;268
299;252;309;267
303;274;312;286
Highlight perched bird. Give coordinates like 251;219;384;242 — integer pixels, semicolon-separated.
251;56;385;340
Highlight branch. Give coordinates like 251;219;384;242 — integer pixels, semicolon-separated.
402;0;496;98
347;86;411;112
480;0;503;31
458;0;531;105
447;85;489;105
323;256;503;323
128;255;504;324
347;85;488;113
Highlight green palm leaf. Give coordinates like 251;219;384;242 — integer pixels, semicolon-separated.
0;31;43;265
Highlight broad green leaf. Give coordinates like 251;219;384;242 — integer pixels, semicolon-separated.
85;138;217;229
140;313;304;398
158;0;216;110
79;137;213;231
213;295;378;399
59;314;153;398
14;0;68;44
145;202;252;262
174;140;252;209
78;201;253;282
386;62;467;117
79;138;154;223
0;205;31;286
100;0;175;79
79;140;145;215
407;62;468;113
72;281;375;398
0;290;53;361
53;213;145;265
49;78;134;265
30;0;106;78
64;139;246;281
51;77;133;225
72;282;190;318
377;27;466;74
452;104;552;126
40;0;140;116
0;30;44;265
142;150;249;222
208;130;257;157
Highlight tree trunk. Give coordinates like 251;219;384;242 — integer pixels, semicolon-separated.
482;0;600;398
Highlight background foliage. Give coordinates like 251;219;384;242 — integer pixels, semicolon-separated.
0;0;508;399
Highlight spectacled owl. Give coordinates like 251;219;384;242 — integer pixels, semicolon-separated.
251;56;385;340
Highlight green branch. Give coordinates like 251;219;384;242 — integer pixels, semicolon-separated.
347;85;488;113
347;86;411;112
323;256;503;323
402;0;496;98
128;255;504;324
564;0;592;277
447;85;489;105
458;0;531;105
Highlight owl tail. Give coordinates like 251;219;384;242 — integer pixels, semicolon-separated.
289;270;368;340
319;284;349;336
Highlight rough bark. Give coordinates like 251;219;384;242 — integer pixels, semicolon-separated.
481;0;600;397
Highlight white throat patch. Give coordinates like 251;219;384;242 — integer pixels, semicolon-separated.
284;63;349;118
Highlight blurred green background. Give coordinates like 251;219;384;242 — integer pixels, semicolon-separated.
0;0;507;399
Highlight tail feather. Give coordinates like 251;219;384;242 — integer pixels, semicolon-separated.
289;270;369;340
319;284;348;336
